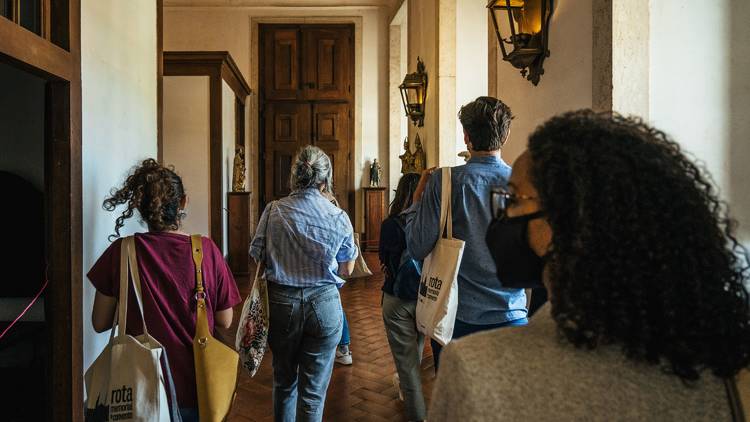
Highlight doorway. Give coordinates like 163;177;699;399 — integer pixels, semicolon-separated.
0;1;83;419
259;24;355;220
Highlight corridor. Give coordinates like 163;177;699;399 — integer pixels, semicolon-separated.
223;253;436;422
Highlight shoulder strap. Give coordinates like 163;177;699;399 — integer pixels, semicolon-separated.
118;236;150;338
438;167;453;239
190;235;205;294
726;371;749;422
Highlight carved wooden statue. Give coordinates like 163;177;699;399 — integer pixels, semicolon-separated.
413;133;426;172
399;137;417;174
232;145;246;192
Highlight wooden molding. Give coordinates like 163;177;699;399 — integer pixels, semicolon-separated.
163;50;251;248
0;16;74;80
157;0;164;162
164;51;252;101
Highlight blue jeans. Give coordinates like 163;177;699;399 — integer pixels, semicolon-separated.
431;317;528;370
339;308;350;346
267;282;343;422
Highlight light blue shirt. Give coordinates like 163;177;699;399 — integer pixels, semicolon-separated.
250;188;357;287
404;156;528;325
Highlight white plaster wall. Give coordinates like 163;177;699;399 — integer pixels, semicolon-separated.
388;1;408;202
0;62;45;191
163;6;389;233
81;0;157;369
455;0;488;163
495;0;593;164
162;76;211;238
650;0;750;241
221;80;235;255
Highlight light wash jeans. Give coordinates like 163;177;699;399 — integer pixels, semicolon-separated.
382;292;426;421
268;282;343;422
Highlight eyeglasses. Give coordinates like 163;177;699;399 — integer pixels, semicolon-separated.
491;186;539;219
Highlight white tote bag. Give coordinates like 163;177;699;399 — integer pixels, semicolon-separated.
85;236;181;422
415;167;465;346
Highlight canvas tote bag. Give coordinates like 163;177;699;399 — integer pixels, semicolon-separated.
343;233;373;279
190;235;239;422
235;261;270;377
415;167;465;346
84;236;182;422
236;201;275;377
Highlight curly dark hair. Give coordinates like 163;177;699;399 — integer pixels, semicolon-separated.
458;96;513;151
103;158;186;240
528;110;750;381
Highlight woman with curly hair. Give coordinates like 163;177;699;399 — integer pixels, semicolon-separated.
88;159;241;421
429;111;750;421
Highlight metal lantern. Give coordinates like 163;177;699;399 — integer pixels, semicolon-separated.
487;0;553;85
399;57;428;127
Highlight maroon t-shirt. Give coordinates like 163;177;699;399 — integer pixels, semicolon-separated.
87;232;242;408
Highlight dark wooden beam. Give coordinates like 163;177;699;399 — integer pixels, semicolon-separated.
209;75;223;247
164;50;252;249
157;0;163;163
0;15;73;80
164;51;251;100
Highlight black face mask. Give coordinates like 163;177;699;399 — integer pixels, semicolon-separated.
485;211;546;289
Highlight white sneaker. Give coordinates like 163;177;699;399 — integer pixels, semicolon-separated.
393;373;404;401
335;345;353;365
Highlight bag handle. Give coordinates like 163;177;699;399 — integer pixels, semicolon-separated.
190;235;205;296
117;236;150;338
438;167;453;240
190;234;213;343
726;371;749;422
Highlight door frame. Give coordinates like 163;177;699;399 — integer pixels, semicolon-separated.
252;18;361;231
162;51;251;249
0;1;83;419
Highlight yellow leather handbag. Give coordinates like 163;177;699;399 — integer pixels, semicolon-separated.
191;235;239;422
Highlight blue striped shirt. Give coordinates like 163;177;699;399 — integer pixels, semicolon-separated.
250;188;357;287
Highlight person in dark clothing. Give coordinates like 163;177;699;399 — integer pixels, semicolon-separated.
379;173;425;422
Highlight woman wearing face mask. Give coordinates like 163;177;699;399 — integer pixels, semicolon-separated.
428;110;750;421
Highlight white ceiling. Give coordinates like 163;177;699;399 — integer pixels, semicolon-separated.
164;0;400;8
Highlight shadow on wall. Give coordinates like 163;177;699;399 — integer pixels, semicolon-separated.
728;0;750;241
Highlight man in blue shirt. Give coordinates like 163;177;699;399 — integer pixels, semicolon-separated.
404;96;528;368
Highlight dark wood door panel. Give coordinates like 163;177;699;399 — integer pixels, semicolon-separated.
263;27;301;100
313;102;350;216
264;102;311;202
260;24;354;222
303;27;352;100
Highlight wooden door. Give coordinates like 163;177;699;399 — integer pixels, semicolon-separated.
303;27;352;100
264;102;311;202
263;27;302;100
313;102;351;215
260;24;354;218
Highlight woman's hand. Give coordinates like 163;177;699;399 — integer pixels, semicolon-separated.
413;167;437;204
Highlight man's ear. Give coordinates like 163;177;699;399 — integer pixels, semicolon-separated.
463;129;472;150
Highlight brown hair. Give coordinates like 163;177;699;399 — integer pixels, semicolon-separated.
103;158;186;240
458;96;513;151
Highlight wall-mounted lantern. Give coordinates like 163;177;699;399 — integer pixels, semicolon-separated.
487;0;553;86
399;57;428;127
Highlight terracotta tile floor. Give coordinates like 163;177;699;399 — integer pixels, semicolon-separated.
221;253;436;422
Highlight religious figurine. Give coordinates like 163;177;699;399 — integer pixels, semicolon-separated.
232;145;246;192
413;133;426;172
369;159;383;187
399;137;417;174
